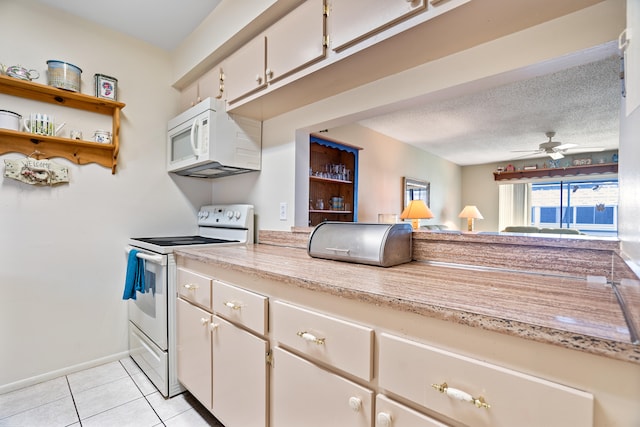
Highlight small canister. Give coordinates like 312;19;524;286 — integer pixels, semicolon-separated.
0;110;22;131
93;130;111;144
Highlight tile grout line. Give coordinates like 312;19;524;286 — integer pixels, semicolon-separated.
65;375;83;427
118;359;166;426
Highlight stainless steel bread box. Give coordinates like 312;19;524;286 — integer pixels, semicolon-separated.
308;222;413;267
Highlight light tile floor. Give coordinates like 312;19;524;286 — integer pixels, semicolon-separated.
0;358;225;427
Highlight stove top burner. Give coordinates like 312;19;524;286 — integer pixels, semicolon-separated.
132;236;239;246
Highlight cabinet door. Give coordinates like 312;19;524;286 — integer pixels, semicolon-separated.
224;35;267;103
196;67;220;103
271;347;373;427
179;80;200;112
176;298;212;408
376;395;449;427
329;0;426;51
179;68;220;111
266;0;326;83
211;315;268;427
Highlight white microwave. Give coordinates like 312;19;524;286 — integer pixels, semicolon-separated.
167;97;262;178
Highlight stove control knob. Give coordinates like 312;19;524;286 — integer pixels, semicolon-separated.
199;211;209;219
226;210;234;219
234;210;242;220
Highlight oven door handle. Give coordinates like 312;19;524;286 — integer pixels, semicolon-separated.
125;246;165;264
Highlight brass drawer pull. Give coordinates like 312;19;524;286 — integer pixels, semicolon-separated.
183;283;198;291
296;331;325;345
223;301;242;310
431;382;491;409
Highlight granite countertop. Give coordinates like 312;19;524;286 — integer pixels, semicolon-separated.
175;243;640;365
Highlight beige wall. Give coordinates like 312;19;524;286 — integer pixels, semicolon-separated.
316;124;461;227
0;0;212;390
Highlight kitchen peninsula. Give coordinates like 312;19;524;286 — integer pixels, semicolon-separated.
174;230;640;427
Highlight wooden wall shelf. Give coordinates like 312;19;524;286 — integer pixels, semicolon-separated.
493;163;618;181
0;75;125;174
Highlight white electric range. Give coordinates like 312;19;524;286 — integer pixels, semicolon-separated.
125;204;254;397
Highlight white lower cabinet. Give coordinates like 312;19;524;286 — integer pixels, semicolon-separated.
378;333;594;427
176;268;269;427
176;297;212;408
211;314;268;427
271;346;374;427
375;395;449;427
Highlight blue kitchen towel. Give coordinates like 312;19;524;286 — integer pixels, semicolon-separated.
122;249;146;300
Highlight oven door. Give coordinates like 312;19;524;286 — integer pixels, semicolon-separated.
125;246;168;350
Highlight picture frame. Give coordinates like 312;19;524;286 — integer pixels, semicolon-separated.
94;74;118;100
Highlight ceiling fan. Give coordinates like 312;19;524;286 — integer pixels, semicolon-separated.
511;132;603;160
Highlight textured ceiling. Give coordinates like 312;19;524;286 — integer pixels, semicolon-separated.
357;53;621;166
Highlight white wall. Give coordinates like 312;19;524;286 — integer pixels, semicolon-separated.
461;164;500;232
618;91;640;271
0;0;212;389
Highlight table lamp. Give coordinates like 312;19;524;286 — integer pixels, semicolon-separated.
458;205;483;232
400;200;434;230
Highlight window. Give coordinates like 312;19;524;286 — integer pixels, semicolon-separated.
529;179;618;236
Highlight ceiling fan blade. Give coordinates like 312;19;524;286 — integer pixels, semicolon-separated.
555;143;578;150
548;151;564;160
508;152;542;161
562;146;605;152
510;149;542;153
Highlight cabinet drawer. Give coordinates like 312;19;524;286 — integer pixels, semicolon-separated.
272;300;373;381
376;394;449;427
378;333;594;427
177;268;213;310
212;280;268;335
271;346;373;427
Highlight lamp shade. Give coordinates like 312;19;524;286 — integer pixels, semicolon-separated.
458;205;483;232
400;200;433;229
458;205;483;219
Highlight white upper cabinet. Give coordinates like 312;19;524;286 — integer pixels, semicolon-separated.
328;0;426;51
266;0;326;84
223;35;267;104
179;67;221;112
224;0;326;104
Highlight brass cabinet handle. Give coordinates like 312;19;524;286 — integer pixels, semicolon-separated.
431;382;491;409
223;301;242;310
183;283;198;291
296;331;325;345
